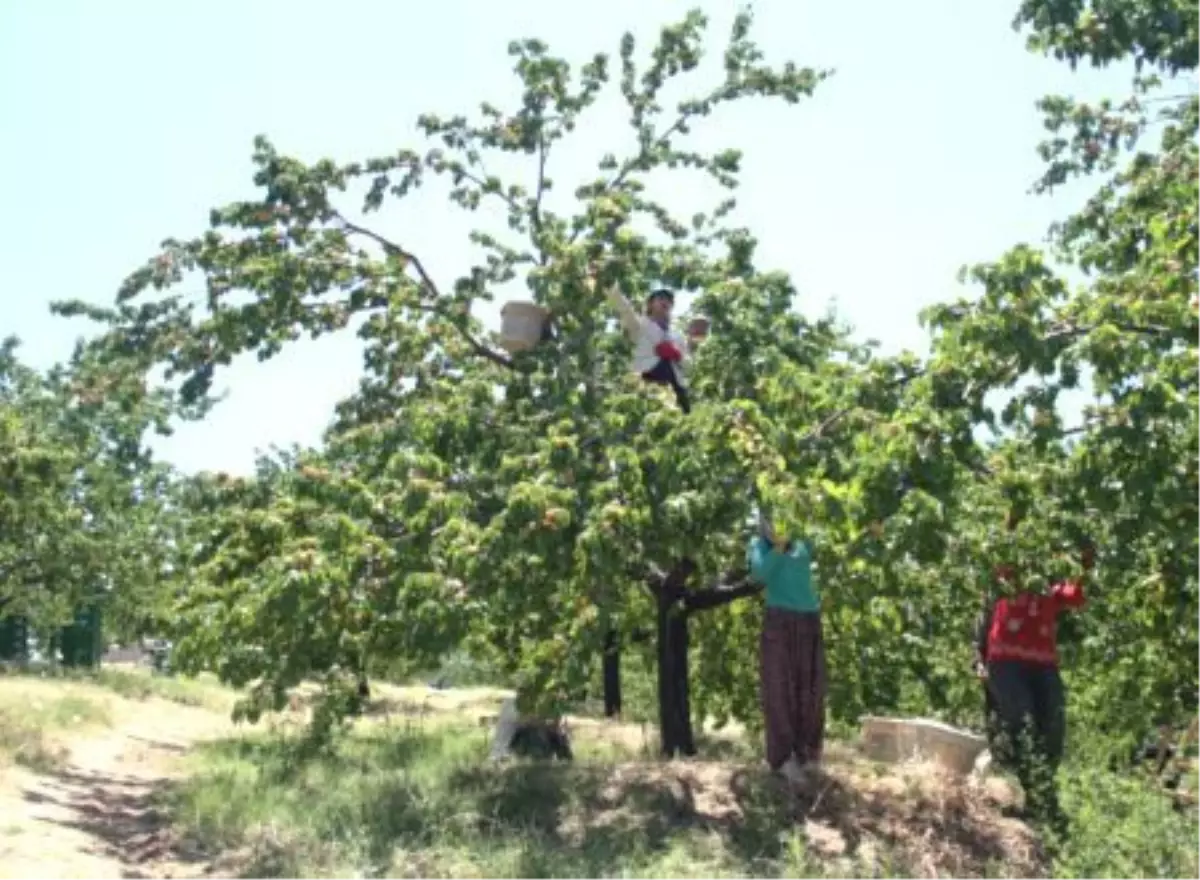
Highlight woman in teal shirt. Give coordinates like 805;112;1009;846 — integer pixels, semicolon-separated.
748;514;826;785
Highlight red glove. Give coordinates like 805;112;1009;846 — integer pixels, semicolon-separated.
655;340;683;362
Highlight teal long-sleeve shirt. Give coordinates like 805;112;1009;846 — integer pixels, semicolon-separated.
747;536;819;613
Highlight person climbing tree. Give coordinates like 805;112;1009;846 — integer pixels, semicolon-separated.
749;512;826;786
587;266;702;715
647;559;758;758
592;271;693;413
975;512;1092;831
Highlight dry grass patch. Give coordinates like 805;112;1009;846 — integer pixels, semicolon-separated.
0;668;234;775
0;676;113;772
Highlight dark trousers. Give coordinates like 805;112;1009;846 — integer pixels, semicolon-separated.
760;608;826;769
986;660;1067;821
642;359;691;413
983;683;1003;757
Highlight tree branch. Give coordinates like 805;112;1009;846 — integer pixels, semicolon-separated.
452;156;526;218
686;577;760;613
1045;320;1174;342
567;94;714;247
703;568;752;590
531;133;550;265
791;368;924;450
335;215;514;370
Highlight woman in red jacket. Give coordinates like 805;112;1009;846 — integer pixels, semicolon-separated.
975;535;1093;829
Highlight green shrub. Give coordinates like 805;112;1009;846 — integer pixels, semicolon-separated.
1053;763;1198;879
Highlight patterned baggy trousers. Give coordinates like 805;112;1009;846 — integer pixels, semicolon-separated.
760;607;826;770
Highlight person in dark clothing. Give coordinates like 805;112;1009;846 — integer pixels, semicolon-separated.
975;535;1092;829
648;560;759;758
509;718;574;761
980;674;1003;758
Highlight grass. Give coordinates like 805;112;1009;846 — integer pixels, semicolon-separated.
0;664;231;772
89;666;233;711
1051;764;1200;879
0;663;234;710
2;663;1194;878
0;677;112;771
167;707;1057;879
164;700;1200;880
169;720;834;879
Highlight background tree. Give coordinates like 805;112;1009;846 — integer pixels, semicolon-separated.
920;0;1198;748
0;335;190;659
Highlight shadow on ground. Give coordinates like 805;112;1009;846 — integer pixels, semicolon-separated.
126;735;189;755
429;761;1041;877
22;765;207;879
158;722;1046;878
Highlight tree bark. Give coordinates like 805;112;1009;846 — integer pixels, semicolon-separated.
651;561;759;757
602;627;622;717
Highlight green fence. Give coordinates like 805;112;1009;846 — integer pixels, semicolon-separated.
57;605;104;668
0;615;29;662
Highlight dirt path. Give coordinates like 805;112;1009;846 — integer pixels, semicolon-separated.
0;703;231;880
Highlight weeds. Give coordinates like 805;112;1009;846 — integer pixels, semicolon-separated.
169;719;998;878
0;687;110;771
2;667;1194;878
0;666;226;773
91;667;229;709
1052;764;1199;878
170;720;817;878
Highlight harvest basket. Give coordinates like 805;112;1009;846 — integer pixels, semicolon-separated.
860;716;987;777
499;301;550;353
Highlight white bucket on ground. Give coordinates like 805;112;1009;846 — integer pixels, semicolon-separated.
860;716;987;777
499;302;550;353
490;696;520;759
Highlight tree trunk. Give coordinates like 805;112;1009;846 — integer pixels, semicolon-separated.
658;609;696;757
653;561;758;758
655;563;697;758
602;628;622;717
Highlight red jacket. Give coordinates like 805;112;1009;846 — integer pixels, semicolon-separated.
980;570;1086;667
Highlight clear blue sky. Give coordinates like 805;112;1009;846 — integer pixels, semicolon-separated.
0;0;1131;476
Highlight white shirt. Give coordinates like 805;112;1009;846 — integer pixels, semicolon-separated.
604;286;689;386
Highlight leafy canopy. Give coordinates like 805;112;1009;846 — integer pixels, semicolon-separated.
49;2;1196;747
0;336;193;647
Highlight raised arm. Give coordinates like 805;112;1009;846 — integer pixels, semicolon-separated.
603;285;643;339
748;536;780;584
1051;543;1093;611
